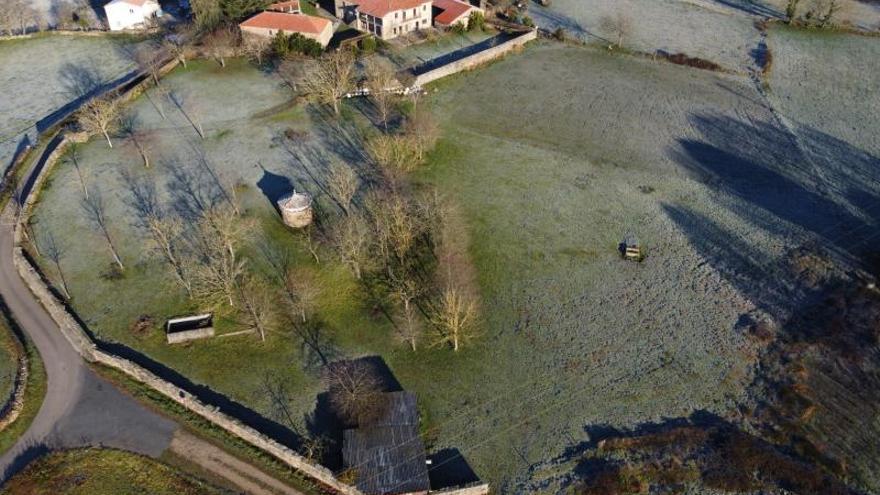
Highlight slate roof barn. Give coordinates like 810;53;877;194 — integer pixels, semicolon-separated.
343;392;430;495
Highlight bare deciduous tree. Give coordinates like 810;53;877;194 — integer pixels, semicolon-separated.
367;191;422;265
331;213;374;280
365;59;399;129
119;112;152;168
391;274;423;351
325;361;384;426
431;286;479;352
171;90;206;139
366;133;420;181
327;163;360;214
134;45;164;86
163;31;191;69
599;12;632;48
41;231;71;300
431;197;480;352
404;109;439;162
283;267;321;323
145;213;193;295
301;50;356;115
236;275;275;341
81;187;125;271
204;27;235;68
77;96;119;148
242;34;271;65
189;205;251;308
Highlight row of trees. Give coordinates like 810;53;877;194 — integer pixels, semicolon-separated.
0;0;98;35
293;50;481;353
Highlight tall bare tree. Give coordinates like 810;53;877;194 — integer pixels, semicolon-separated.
77;96;119;148
327;163;360;214
404;109;439;162
81;187;125;271
189;205;251;308
365;59;399;129
242;34;271;65
431;286;478;352
145;213;193;295
163;31;191;69
283;267;321;323
204;27;236;68
134;45;164;86
366;133;420;181
599;12;633;48
119;112;152;168
301;50;356;115
331;213;374;280
236;275;275;341
325;361;384;426
41;231;71;300
391;274;423;351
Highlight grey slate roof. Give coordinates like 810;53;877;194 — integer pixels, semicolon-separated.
342;392;430;495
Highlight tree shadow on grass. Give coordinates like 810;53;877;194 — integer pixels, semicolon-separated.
669;113;880;273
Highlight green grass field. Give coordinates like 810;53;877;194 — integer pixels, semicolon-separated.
0;448;229;495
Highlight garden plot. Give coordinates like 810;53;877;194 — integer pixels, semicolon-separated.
414;41;880;490
0;34;138;172
529;0;762;72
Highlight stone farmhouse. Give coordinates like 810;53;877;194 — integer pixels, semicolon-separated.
432;0;482;29
334;0;483;40
239;6;334;47
104;0;161;31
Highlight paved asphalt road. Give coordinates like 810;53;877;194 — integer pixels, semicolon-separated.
0;203;179;482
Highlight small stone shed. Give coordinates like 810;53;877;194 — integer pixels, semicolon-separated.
342;391;431;495
165;314;215;344
277;190;313;228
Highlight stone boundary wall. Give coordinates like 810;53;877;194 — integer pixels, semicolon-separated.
430;482;490;495
412;28;537;87
7;57;363;495
0;331;28;432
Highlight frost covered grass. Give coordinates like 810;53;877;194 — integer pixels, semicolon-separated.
0;34;139;171
528;0;763;72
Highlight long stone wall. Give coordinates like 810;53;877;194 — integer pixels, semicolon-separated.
412;28;537;87
0;329;28;432
7;57;364;495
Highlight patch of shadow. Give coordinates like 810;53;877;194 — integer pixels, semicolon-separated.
427;448;481;490
0;442;51;484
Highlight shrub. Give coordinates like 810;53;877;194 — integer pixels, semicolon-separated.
554;26;566;41
467;11;486;32
359;36;378;54
522;15;535;27
271;31;289;57
451;22;467;35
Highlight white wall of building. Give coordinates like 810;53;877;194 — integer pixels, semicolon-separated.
104;0;161;31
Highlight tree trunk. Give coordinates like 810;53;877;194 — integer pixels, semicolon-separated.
332;98;339;115
103;130;113;148
102;228;124;271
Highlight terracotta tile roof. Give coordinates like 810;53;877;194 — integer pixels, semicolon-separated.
356;0;429;18
240;12;331;34
267;0;300;12
433;0;474;26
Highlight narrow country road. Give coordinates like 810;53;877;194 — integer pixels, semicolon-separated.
0;152;303;494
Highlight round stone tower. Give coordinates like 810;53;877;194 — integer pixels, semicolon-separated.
277;190;313;228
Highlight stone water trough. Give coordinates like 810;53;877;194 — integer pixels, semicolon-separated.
165;313;215;344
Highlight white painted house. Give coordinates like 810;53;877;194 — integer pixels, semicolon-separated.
104;0;162;31
355;0;433;40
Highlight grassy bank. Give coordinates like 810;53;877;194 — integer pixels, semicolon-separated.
0;448;230;495
0;306;47;456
